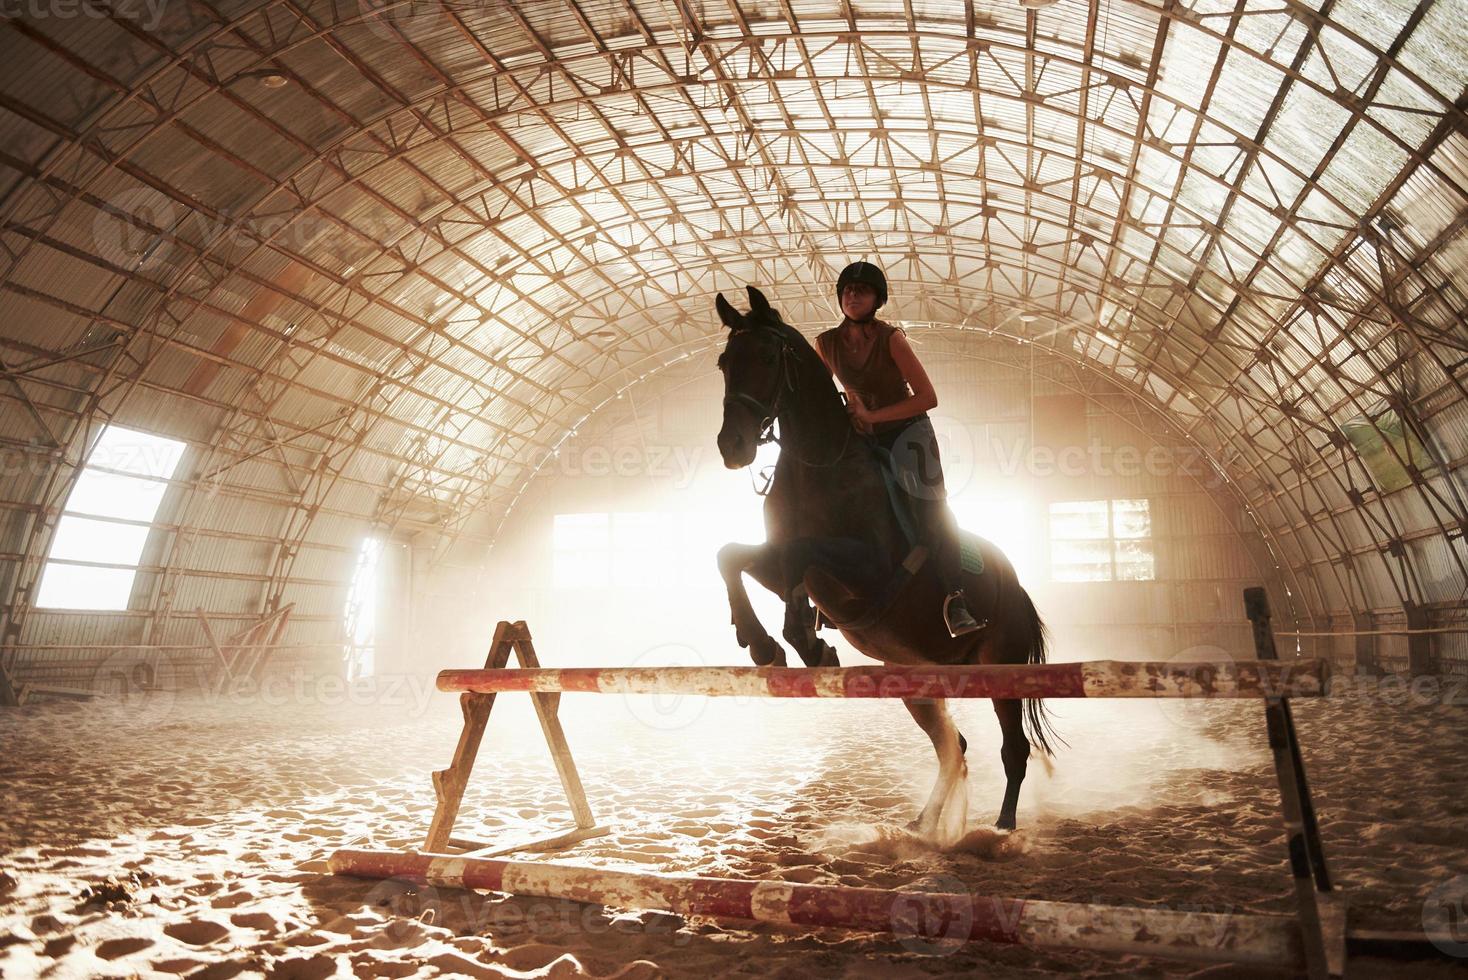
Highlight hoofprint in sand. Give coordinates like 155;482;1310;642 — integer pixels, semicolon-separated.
1;673;1465;978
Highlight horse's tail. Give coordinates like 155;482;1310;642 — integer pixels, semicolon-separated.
1017;584;1065;758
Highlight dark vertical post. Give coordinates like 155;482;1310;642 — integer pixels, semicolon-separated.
1404;602;1434;676
1352;611;1377;674
1244;586;1341;978
2;621;23;706
0;662;18;706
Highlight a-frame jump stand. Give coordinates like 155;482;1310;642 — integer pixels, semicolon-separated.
423;619;610;857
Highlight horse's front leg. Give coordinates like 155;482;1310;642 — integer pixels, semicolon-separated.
781;587;840;668
717;542;788;667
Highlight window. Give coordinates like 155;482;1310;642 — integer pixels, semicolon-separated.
36;426;186;610
552;510;754;590
552;511;679;589
1049;498;1154;582
344;538;383;680
1339;407;1434;494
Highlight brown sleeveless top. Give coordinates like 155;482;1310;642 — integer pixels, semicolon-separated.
815;318;914;435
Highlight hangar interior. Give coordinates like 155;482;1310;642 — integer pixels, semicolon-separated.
0;0;1464;701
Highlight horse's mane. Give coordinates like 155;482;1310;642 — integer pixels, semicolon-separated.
764;311;850;413
752;309;825;370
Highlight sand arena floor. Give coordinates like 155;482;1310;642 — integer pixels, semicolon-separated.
2;669;1466;978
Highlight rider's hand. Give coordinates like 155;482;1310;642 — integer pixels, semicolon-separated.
847;399;874;434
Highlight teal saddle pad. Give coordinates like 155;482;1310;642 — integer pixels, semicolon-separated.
959;529;986;575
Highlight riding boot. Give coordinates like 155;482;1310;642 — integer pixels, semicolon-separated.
936;533;981;637
919;498;981;637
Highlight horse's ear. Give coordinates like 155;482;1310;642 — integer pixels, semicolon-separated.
747;285;772;318
715;293;742;330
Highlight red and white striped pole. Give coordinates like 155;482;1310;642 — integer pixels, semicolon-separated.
330;848;1301;967
436;659;1330;700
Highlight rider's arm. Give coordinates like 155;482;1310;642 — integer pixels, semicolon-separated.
815;338;858;406
862;330;938;424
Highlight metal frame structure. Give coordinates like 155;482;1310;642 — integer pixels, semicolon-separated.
0;1;1464;692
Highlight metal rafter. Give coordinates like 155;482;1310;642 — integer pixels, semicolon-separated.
0;0;1463;667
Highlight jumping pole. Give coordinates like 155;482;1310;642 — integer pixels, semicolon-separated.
436;659;1330;700
329;848;1303;968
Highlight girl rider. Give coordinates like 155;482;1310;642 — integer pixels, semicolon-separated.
814;261;981;637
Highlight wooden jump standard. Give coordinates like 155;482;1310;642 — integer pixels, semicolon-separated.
332;589;1358;977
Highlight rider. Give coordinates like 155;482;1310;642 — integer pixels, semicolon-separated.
813;261;982;638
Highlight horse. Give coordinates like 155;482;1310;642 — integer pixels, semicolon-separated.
712;285;1058;836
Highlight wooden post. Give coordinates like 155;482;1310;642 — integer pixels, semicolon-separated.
1;625;22;707
425;621;517;852
0;662;19;707
424;621;608;855
1352;612;1378;675
222;618;266;678
1244;587;1342;979
248;604;293;682
223;616;270;677
1404;602;1434;676
195;608;234;689
512;625;599;834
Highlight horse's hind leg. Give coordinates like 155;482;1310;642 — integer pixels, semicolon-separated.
992;698;1028;830
717;542;787;667
902;697;969;844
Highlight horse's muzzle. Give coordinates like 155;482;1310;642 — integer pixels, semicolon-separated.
717;425;756;469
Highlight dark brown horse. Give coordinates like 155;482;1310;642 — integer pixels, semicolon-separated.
713;286;1058;836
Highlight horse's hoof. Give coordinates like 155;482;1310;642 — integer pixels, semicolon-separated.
749;636;786;667
798;639;839;668
995;814;1016;831
906;815;937;837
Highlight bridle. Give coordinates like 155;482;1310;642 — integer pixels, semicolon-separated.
720;326;855;494
720;328;796;447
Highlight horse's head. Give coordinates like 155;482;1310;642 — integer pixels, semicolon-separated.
714;285;793;469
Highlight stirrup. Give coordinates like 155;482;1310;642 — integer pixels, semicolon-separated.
943;591;983;638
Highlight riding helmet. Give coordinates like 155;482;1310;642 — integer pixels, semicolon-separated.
836;261;887;309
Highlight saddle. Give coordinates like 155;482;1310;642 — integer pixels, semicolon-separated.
813;442;998;632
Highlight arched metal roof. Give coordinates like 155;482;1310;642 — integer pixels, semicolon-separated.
0;0;1464;648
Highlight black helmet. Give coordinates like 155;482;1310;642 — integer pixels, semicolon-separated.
836;261;887;308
